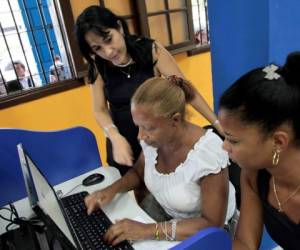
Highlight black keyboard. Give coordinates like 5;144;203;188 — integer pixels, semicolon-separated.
61;191;133;250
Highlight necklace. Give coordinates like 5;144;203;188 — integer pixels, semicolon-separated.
112;57;133;68
272;176;300;212
119;64;132;78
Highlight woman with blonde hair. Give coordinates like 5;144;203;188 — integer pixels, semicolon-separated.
85;76;235;246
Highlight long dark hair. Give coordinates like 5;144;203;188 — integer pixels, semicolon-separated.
219;51;300;145
75;6;154;83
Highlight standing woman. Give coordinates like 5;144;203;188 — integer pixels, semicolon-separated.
219;52;300;250
75;6;221;175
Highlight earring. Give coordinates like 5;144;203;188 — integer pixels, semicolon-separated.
272;149;280;166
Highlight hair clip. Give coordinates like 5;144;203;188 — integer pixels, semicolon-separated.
167;75;184;87
262;64;281;80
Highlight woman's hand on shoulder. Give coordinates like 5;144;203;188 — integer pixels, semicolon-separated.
152;41;184;77
110;133;134;166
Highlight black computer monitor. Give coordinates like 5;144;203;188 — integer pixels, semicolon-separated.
17;143;77;249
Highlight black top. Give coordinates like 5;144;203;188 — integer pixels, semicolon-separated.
257;169;300;250
6;80;23;93
99;38;155;169
5;78;34;94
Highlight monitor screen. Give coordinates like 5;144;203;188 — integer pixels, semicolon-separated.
17;144;38;207
17;144;75;247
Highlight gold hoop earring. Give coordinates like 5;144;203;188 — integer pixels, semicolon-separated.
272;150;280;166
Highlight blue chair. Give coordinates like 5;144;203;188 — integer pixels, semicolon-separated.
260;226;279;250
0;126;101;207
170;227;231;250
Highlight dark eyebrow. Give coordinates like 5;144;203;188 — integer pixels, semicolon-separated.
224;131;234;137
103;34;112;40
90;45;100;51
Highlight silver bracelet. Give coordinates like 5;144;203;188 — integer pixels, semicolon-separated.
161;221;172;241
171;219;177;241
103;124;118;137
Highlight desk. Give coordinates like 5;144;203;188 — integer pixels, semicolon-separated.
0;166;178;249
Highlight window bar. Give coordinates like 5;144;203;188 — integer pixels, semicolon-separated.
164;0;173;45
20;0;48;84
196;0;203;44
35;0;60;81
7;0;35;87
147;9;188;17
204;0;209;43
0;68;8;94
0;69;4;83
52;0;75;78
0;23;20;87
136;1;150;37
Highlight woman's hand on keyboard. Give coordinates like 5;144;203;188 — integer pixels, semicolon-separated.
104;219;151;246
85;186;117;215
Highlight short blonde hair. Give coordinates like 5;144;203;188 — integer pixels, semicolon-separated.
131;76;195;118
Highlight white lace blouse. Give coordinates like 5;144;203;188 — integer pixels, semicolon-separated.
141;129;236;222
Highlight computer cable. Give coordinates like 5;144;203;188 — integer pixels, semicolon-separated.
0;203;20;232
0;203;44;233
59;183;82;198
0;203;45;250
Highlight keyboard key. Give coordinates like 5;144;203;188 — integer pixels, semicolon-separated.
61;192;133;250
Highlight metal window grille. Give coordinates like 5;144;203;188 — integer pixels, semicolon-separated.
0;0;74;96
191;0;210;46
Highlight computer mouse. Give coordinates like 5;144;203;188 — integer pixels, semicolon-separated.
82;173;105;186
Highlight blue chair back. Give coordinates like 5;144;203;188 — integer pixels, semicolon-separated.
169;227;231;250
0;126;101;207
260;226;279;250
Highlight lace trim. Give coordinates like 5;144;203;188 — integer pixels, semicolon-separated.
152;129;216;177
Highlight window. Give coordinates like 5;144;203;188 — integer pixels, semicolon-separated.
0;0;73;87
0;0;84;108
188;0;210;55
192;0;209;45
101;0;209;54
0;0;209;108
136;0;195;53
